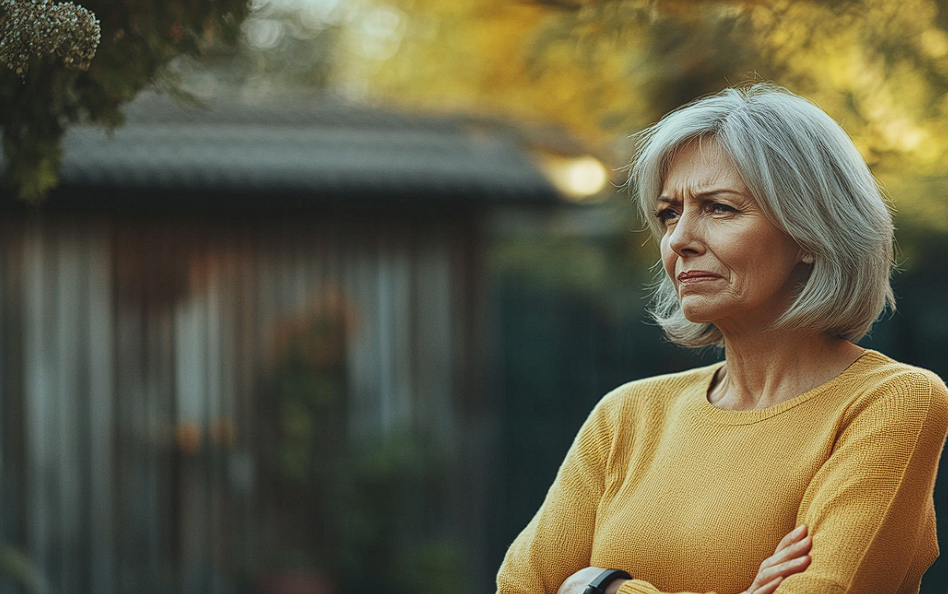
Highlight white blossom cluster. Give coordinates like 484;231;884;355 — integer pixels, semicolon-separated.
0;0;101;75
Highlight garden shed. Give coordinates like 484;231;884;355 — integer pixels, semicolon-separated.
0;92;562;594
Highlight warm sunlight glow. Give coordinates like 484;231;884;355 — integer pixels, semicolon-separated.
541;155;610;202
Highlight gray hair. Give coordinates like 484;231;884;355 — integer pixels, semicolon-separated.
629;83;895;347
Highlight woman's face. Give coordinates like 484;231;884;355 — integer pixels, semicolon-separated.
657;140;807;336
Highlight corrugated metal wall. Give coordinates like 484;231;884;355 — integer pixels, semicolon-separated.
0;210;490;594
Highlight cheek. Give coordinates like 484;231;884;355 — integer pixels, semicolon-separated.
660;238;677;279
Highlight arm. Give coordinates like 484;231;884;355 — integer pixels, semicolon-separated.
496;396;617;594
778;371;948;593
557;526;812;594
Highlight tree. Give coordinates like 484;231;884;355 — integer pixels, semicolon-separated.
0;0;250;202
337;0;948;149
333;0;948;245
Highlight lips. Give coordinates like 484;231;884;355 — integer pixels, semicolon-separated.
677;270;721;284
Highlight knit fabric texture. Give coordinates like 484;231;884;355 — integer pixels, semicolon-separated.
496;350;948;594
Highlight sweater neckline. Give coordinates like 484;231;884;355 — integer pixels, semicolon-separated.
694;349;887;425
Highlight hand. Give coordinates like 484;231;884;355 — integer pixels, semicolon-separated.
556;526;811;594
742;525;812;594
556;567;629;594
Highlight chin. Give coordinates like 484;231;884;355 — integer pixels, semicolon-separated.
679;302;722;324
680;312;718;325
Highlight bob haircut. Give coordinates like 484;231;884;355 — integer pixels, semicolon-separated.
629;83;895;348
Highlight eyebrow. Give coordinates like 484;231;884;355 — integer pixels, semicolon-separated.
657;189;747;203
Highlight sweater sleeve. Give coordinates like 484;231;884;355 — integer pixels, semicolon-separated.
496;395;618;594
496;385;727;594
778;371;948;593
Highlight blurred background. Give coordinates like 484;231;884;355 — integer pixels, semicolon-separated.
0;0;947;593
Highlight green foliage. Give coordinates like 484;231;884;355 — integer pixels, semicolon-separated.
0;0;250;202
261;301;465;594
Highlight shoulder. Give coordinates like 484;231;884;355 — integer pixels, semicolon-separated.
593;362;723;418
569;362;723;462
840;350;948;433
851;351;947;405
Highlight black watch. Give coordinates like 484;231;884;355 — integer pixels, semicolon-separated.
582;569;632;594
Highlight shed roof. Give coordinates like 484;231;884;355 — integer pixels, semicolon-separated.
46;92;559;206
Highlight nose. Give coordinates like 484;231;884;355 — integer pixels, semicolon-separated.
666;209;705;256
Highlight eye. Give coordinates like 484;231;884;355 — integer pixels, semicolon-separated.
708;202;736;215
655;207;680;225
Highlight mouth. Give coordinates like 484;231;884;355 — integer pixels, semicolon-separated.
677;270;721;284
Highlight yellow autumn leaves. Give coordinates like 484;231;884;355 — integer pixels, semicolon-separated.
329;0;948;239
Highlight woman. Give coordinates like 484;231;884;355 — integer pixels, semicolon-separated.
496;84;948;594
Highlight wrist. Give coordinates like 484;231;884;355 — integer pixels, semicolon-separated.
583;569;631;594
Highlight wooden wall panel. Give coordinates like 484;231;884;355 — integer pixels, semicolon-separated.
1;211;487;594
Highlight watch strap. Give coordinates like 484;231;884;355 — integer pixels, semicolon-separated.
582;569;632;594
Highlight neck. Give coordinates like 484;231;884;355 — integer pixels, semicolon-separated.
708;330;864;411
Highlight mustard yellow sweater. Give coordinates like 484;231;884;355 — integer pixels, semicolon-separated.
497;351;948;594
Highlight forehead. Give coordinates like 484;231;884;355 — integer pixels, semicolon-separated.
659;139;749;198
